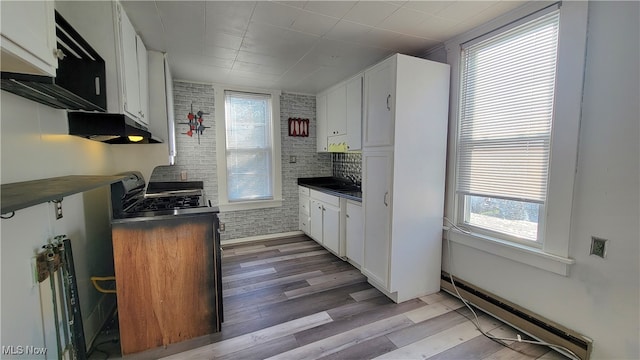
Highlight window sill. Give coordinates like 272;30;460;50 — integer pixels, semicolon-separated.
444;228;575;276
218;199;283;212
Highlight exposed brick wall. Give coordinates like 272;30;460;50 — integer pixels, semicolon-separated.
151;82;331;240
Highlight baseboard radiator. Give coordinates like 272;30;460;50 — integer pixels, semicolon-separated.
440;272;592;360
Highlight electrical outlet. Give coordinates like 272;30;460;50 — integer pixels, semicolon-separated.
590;236;608;258
290;155;297;163
180;170;188;181
219;223;225;232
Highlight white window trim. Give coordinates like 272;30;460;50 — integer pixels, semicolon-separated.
214;84;283;212
444;1;588;276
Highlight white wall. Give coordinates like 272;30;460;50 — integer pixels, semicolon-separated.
0;90;169;357
442;2;639;358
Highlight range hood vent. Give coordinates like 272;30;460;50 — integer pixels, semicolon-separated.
68;112;160;144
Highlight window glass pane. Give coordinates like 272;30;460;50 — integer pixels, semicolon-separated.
227;150;272;201
464;195;540;241
224;91;273;202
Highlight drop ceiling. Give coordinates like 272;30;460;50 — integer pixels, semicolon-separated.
121;1;526;94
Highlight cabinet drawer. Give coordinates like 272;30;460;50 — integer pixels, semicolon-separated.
299;216;310;234
299;195;310;215
309;189;340;207
299;186;310;197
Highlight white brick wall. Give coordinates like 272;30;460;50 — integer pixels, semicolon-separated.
151;82;331;240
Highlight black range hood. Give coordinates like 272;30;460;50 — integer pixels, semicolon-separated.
68;112;160;144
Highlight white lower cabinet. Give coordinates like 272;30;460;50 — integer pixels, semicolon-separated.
303;188;346;257
345;201;363;268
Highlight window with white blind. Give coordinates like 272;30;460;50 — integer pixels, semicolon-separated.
456;8;560;245
224;91;274;201
215;86;282;211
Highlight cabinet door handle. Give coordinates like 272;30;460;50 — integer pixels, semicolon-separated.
384;191;389;207
95;77;101;96
386;94;391;111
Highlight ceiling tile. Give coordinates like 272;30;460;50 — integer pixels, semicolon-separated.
236;50;299;69
170;54;231;83
376;7;428;35
291;11;340;36
342;2;400;27
274;1;308;9
205;32;243;50
251;2;303;28
232;60;289;76
120;1;166;51
156;1;205;51
435;1;498;23
410;14;459;41
324;20;373;43
403;1;452;15
302;1;357;18
205;1;255;37
241;22;319;59
203;46;239;61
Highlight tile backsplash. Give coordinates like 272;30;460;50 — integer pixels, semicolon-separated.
332;152;362;185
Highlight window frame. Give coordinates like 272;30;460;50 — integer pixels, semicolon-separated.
444;1;588;275
215;84;283;212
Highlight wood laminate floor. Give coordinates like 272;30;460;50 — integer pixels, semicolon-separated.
93;235;568;360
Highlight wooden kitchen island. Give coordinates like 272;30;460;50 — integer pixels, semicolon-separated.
112;211;222;355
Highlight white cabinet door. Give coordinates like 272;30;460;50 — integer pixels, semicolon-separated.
327;85;347;136
362;151;393;288
0;1;57;76
346;75;363;151
310;199;324;244
316;94;328;152
346;201;363;267
299;193;310;235
119;6;140;122
364;57;395;148
322;203;340;254
136;35;149;126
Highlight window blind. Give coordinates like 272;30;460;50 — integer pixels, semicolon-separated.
456;10;560;204
224;91;273;201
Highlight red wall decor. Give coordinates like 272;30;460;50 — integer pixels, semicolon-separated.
288;118;309;137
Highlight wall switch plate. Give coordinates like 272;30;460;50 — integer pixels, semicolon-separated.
290;156;297;163
53;199;63;219
590;236;608;258
180;170;188;181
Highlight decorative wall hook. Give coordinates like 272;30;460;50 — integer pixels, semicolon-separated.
179;104;210;144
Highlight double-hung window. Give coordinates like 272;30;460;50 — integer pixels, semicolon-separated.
456;9;560;246
216;86;282;211
446;2;588;274
225;91;274;202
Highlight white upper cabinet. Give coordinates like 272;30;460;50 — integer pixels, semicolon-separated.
316;93;328;152
319;72;364;152
363;57;396;148
117;4;148;126
0;1;58;76
327;85;347;136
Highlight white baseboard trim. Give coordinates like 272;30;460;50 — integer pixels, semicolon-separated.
221;231;305;245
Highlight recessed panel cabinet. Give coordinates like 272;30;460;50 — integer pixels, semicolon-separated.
362;54;450;303
0;1;58;76
317;73;363;152
345;200;363;268
118;4;148;126
316;94;328;152
363;58;395;148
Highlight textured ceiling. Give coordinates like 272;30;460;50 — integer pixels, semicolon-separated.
121;1;527;94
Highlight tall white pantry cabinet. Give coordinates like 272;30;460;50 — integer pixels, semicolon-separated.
362;54;450;303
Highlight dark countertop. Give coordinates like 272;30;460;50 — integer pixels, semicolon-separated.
297;177;362;202
1;175;129;214
111;206;220;224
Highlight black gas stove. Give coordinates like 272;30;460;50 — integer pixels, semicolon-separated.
110;172;218;222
